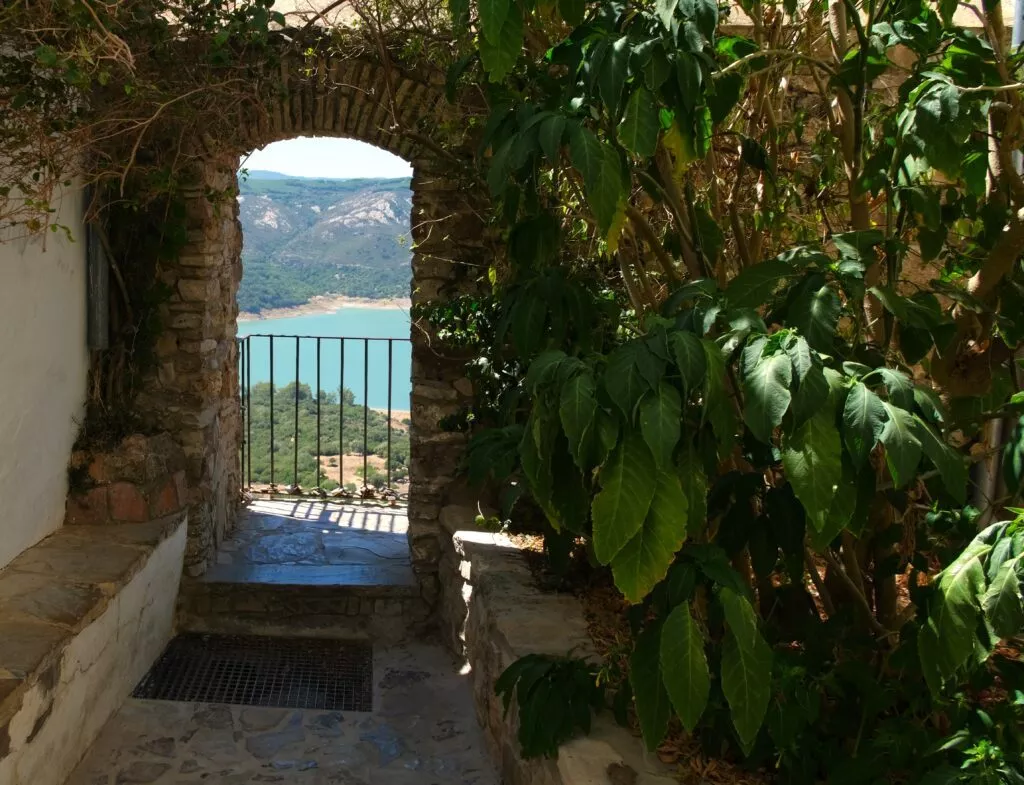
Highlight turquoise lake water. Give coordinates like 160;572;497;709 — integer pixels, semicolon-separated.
236;307;412;410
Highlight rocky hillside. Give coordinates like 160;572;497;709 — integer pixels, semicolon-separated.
237;174;412;313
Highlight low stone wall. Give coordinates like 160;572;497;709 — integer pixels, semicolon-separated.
438;506;676;785
64;433;188;526
0;516;186;785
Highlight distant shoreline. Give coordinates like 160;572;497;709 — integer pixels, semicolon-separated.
238;294;412;322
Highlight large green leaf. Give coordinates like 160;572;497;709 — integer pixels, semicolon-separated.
519;413;553;518
599;36;631;111
870;367;915;410
789;362;829;431
478;0;509;43
833;229;885;264
782;406;841;533
612;471;688;602
524;350;567;394
604;342;662;421
783;335;812;382
619;88;660;157
678;448;708;538
702;339;736;451
560;372;599;471
742;351;793;444
655;0;678;30
718;587;772;754
843;382;887;468
548;438;591;533
675;52;701;114
725;259;796;309
539;114;566;162
925;545;989;680
556;0;585;25
640;382;682;467
448;0;469;30
631;623;672;750
789;283;841;352
670;330;707;396
592;434;658;563
912;418;968;503
692;0;719;38
478;4;522;82
807;456;857;549
880;402;922;488
569;125;627;235
660;604;709;732
981;554;1024;639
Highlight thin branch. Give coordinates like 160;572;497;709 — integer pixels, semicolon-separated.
803;548;837;618
714;49;837;79
625;204;680;283
821;547;892;638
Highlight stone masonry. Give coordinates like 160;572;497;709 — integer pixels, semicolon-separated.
64;433;189;527
132;45;491;601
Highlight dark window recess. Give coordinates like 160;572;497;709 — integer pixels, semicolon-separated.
133;633;373;711
85;212;110;351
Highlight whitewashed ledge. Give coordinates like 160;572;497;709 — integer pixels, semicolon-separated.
0;514;187;785
438;505;676;785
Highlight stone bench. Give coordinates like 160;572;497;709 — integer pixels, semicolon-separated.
0;513;187;785
438;505;675;785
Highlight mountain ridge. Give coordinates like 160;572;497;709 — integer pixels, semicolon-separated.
237;175;412;313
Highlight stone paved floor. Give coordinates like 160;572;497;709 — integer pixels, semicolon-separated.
68;642;498;785
203;500;414;587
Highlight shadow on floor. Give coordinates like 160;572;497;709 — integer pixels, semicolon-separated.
203;499;415;588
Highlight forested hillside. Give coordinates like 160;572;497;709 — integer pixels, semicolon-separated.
237;174;412;313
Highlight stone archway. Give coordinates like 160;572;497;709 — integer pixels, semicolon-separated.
136;42;488;604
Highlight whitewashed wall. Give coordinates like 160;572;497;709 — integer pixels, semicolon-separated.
0;186;90;569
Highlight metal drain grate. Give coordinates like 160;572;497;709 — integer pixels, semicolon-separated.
133;633;373;711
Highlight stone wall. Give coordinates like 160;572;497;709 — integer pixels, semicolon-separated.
64;433;188;526
133;156;244;576
437;505;677;785
132;45;490;595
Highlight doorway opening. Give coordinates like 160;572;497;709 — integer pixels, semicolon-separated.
234;137;414;502
184;136;427;627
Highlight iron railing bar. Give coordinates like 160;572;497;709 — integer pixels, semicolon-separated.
344;337;348;497
269;336;275;488
316;336;321;490
363;338;369;490
238;338;245;489
246;336;252;488
387;339;393;488
294;335;300;488
244;338;249;488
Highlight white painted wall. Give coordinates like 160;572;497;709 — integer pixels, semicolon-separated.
0;519;187;785
0;186;90;569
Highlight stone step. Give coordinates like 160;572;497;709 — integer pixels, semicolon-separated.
177;570;431;644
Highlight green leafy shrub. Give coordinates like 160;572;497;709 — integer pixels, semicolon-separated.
494;654;603;759
444;0;1024;778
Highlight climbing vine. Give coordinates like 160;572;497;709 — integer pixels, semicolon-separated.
449;0;1024;780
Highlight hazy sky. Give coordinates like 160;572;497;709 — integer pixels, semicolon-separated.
241;137;413;179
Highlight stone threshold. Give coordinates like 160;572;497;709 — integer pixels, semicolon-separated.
438;505;676;785
0;514;185;721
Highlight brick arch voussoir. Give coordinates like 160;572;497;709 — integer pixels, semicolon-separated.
231;49;456;163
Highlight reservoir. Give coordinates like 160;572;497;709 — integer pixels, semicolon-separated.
236;306;412;411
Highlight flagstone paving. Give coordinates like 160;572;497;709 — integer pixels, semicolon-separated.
67;641;497;785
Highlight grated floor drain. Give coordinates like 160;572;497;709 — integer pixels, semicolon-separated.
133;633;373;711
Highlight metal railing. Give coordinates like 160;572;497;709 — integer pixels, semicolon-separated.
238;334;412;502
